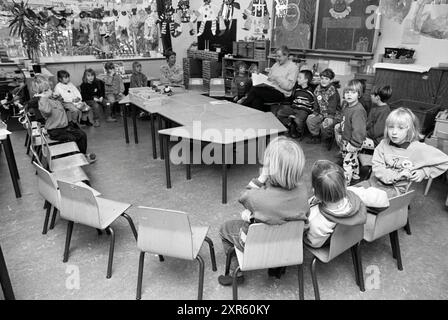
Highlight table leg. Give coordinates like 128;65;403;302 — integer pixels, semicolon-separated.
186;139;191;180
164;135;171;189
2;139;21;198
150;113;157;159
222;144;227;204
122;103;129;144
132;104;138;144
158;115;164;160
0;245;15;300
6;135;19;180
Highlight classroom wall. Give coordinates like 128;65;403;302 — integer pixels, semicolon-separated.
373;16;448;67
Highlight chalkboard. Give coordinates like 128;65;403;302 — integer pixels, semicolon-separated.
313;0;380;53
271;0;317;50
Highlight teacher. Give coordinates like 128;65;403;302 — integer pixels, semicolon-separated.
242;46;299;111
160;50;184;87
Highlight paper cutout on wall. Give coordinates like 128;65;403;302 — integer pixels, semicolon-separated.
272;0;316;50
218;0;240;36
379;0;413;23
242;0;270;35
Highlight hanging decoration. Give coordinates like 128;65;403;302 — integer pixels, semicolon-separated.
242;0;270;35
176;0;198;36
218;0;240;36
275;0;289;18
159;0;182;38
329;0;354;19
197;0;217;37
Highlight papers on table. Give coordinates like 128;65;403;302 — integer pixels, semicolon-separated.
209;100;230;105
251;73;275;87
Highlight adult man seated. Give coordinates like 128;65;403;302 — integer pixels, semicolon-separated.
242;46;298;112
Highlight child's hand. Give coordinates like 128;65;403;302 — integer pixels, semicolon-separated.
346;142;358;153
410;169;425;182
233;96;238;102
258;166;269;184
73;97;81;103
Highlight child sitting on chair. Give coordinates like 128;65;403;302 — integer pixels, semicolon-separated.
32;75;96;164
277;69;317;139
334;79;367;185
231;61;252;104
359;108;448;198
53;70;91;126
218;136;309;286
361;85;392;150
103;62;125;121
305;160;388;248
306;68;341;146
130;61;148;88
80;69;105;127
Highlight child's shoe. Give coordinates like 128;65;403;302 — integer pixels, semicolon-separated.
106;116;117;122
85;119;93;126
93;120;100;127
86;153;97;164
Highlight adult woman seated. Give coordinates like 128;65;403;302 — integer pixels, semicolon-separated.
242;46;299;112
160;50;184;87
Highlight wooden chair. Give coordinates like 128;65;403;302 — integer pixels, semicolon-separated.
33;162;94;234
363;190;415;271
135;206;217;300
225;221;305;300
57;180;137;279
305;223;365;300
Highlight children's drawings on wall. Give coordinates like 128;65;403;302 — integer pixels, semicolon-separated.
242;0;270;35
380;0;413;23
272;0;316;49
412;0;448;40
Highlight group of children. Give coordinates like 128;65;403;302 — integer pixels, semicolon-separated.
218;108;448;284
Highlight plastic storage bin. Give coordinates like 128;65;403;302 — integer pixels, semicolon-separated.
390;99;441;135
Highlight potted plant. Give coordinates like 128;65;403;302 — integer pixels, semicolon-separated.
7;0;44;64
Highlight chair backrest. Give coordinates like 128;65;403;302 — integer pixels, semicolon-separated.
33;161;60;208
328;223;364;261
241;221;304;271
39;128;52;168
367;190;415;241
136;206;194;260
57;180;101;229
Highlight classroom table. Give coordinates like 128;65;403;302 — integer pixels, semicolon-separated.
120;90;287;203
0;128;21;198
0;245;15;300
159;111;286;204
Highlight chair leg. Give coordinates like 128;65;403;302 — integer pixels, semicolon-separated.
106;226;115;279
43;200;48;210
298;264;304;300
136;252;145;300
63;221;74;263
350;245;360;285
96;229;103;235
232;266;241;300
310;257;320;300
225;247;236;276
204;237;217;272
404;218;412;235
158;255;164;262
196;254;205;300
121;213;138;241
389;233;397;259
356;242;365;292
393;231;403;271
49;207;58;230
424;178;433;196
42;202;52;235
24;133;29;147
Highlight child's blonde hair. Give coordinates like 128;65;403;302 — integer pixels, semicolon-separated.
311;160;347;204
263;136;305;190
32;75;51;94
343;79;363;98
384;107;420;143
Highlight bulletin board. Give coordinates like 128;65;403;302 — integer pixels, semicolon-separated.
313;0;380;53
271;0;317;50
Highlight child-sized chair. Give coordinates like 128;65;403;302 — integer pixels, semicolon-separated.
134;206;217;300
225;221;305;300
57;180;138;279
305;223;365;300
363;190;415;270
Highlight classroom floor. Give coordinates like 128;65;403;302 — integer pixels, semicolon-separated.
1;116;447;300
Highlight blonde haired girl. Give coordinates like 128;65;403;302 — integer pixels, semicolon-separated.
218;136;309;286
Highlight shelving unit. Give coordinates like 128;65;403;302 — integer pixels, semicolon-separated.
222;57;268;96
